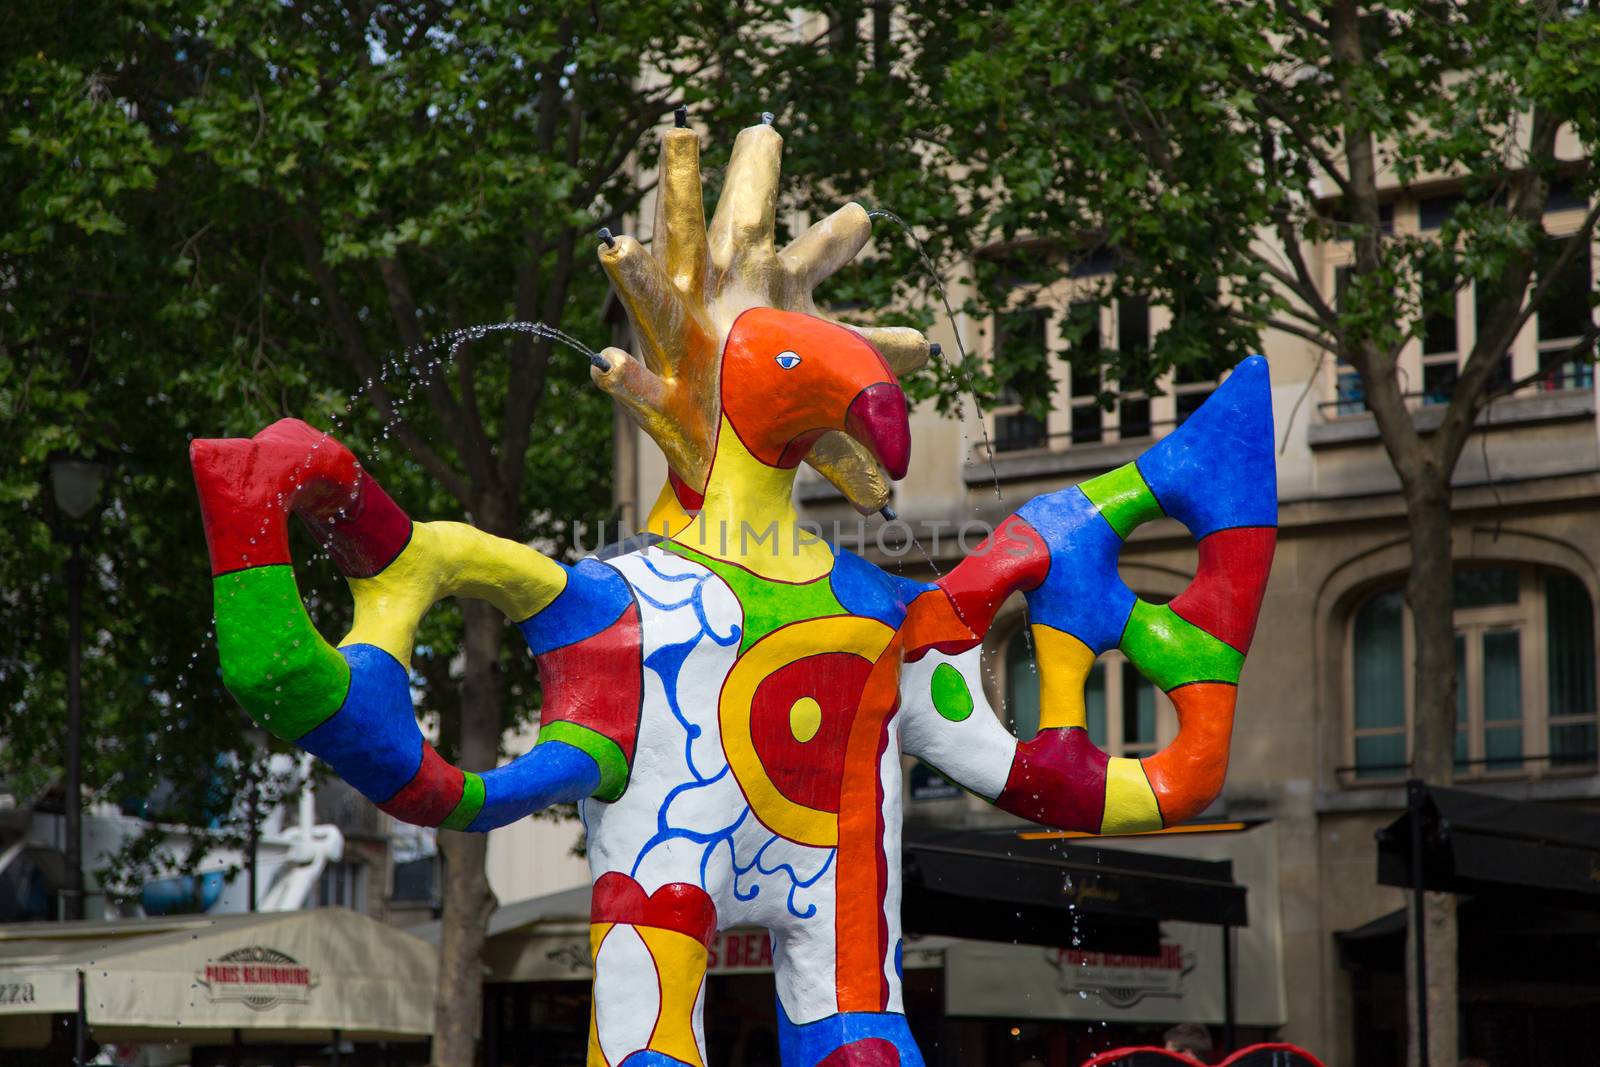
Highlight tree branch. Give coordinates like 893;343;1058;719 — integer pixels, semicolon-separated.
375;253;489;486
1253;89;1353;201
1433;111;1569;468
1274;0;1330;40
289;216;471;507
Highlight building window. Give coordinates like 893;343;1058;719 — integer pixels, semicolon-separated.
989;296;1159;454
1535;236;1595;391
1420;258;1460;406
317;861;367;912
1326;191;1591;417
992;308;1051;453
1332;266;1367;416
1345;567;1598;782
1115;297;1154;439
1005;629;1173;755
1006;629;1041;740
1065;301;1105;444
1060;297;1154;444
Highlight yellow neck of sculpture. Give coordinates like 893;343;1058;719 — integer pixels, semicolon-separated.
663;416;834;582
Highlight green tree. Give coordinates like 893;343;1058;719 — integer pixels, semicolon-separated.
811;3;1597;1064
10;0;921;1043
4;3;911;1063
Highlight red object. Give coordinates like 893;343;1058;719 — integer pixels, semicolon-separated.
935;514;1050;636
817;1037;901;1066
996;726;1111;833
843;383;911;479
668;468;705;511
748;652;871;812
590;872;718;948
536;601;645;764
1078;1043;1327;1067
190;418;411;578
1168;526;1276;653
378;741;465;825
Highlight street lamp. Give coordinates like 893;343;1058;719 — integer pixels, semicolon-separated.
243;724;269;912
48;452;107;922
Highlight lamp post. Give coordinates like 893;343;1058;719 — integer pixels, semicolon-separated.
243;725;268;912
48;454;107;922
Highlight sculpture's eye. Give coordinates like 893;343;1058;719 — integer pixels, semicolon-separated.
774;351;802;370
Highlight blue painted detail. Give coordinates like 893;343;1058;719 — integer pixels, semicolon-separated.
1016;488;1137;654
776;1001;926;1067
829;548;929;629
298;644;422;803
1135;354;1277;538
518;558;633;655
752;837;835;919
626;555;756;888
895;938;904;981
141;871;225;915
619;1052;698;1067
467;740;601;831
624;552;833;912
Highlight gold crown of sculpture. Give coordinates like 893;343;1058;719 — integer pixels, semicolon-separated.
592;117;929;513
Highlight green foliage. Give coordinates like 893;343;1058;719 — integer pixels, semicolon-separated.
771;2;1598;424
0;0;853;903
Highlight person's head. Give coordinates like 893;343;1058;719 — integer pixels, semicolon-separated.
1163;1023;1214;1060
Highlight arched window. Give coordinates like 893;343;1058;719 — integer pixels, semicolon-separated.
1004;627;1172;755
1346;566;1597;781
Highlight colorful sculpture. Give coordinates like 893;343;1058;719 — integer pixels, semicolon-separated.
190;121;1276;1067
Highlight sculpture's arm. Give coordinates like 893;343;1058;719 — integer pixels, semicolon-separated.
192;418;638;831
900;356;1276;833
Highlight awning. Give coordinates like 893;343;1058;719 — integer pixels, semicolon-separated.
935;823;1286;1029
0;908;435;1049
902;825;1249;956
1376;783;1600;904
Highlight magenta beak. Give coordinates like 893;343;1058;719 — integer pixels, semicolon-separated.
845;382;912;480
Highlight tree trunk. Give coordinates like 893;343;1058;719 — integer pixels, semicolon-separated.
431;594;507;1067
1401;474;1459;1067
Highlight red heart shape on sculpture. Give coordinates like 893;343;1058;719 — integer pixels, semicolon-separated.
1079;1042;1326;1067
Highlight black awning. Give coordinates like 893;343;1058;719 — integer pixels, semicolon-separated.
900;825;1248;956
1376;783;1600;906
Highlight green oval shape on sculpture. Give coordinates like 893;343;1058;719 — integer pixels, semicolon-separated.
930;662;975;722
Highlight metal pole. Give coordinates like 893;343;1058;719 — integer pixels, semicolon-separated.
75;967;86;1067
64;541;86;921
247;763;259;912
1222;922;1237;1055
1408;778;1430;1067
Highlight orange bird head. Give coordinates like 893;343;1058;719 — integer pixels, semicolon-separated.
719;308;911;480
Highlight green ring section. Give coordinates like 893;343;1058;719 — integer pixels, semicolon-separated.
1120;600;1244;691
930;662;975;722
1079;463;1164;540
442;772;485;831
213;565;349;742
537;720;629;802
665;541;845;653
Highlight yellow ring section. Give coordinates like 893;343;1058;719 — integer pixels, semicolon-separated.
341;520;568;667
1100;757;1164;835
718;615;894;848
1032;623;1096;730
